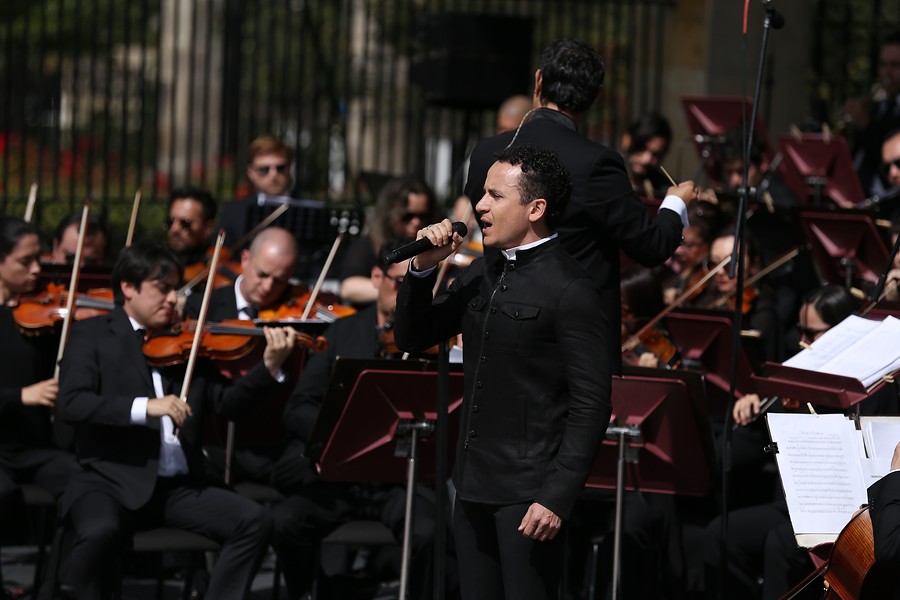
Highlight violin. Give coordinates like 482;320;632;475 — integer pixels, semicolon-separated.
182;246;243;291
142;318;328;367
819;506;898;599
13;283;114;334
621;319;681;369
257;290;356;323
723;286;759;315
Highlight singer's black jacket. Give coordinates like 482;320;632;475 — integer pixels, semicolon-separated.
394;239;611;520
465;108;683;372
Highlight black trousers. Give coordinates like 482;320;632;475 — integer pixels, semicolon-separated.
453;499;564;600
65;477;272;600
271;481;438;600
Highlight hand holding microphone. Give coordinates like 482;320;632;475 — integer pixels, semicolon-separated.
383;219;468;271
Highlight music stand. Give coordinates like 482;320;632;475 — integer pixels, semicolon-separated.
777;134;865;207
751;363;898;411
307;358;465;600
36;263;112;293
664;308;762;414
681;96;775;185
585;367;715;599
799;209;889;289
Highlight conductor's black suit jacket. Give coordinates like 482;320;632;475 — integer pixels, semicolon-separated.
465;109;683;370
394;240;611;520
57;307;280;513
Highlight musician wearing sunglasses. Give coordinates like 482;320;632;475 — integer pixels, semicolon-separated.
338;175;440;305
165;186;217;266
219;134;294;248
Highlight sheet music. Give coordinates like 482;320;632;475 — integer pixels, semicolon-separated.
862;418;900;478
783;315;900;387
784;315;878;371
767;414;867;545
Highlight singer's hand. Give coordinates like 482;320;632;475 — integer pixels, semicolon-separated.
411;219;465;271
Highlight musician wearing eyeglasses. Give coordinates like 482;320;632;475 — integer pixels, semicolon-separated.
338;176;441;306
219;134;294;248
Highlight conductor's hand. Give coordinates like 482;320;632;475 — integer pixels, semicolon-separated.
667;181;699;204
518;502;561;542
263;326;297;378
21;378;58;407
733;393;761;427
410;219;465;272
147;394;192;427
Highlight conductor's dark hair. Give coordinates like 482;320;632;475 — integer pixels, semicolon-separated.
168;186;218;223
112;241;183;306
538;39;605;115
0;217;38;261
494;144;571;229
803;285;856;328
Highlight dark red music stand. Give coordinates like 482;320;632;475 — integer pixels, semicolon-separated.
799;209;889;288
751;363;878;411
663;308;761;414
306;358;464;484
777;134;865;207
585;366;715;598
36;263;112;293
681;95;775;185
585;367;715;496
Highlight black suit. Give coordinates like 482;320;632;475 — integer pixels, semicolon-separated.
465;108;683;371
184;282;240;323
395;239;611;599
57;307;280;599
0;307;78;543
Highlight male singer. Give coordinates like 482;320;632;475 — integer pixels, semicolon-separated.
395;144;611;599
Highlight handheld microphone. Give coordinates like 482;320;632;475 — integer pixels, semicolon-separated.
383;222;469;265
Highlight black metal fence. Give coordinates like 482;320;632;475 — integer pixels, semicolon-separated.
0;0;674;245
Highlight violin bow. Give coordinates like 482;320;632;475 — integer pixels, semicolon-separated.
125;189;142;247
54;201;92;380
178;230;227;409
300;212;355;320
23;182;38;223
177;203;289;297
703;246;802;310
622;255;731;353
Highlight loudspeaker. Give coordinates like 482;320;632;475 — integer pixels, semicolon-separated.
410;13;534;110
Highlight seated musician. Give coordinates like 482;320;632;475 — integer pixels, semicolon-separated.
56;241;298;599
338;176;441;306
0;217;79;557
692;227;786;362
620;110;673;197
165;186;217;267
705;285;898;600
50;211;109;266
620;265;680;368
271;240;441;600
662;219;712;305
183;226;299;482
870;440;900;573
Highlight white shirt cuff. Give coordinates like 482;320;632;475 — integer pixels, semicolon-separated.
660;194;690;229
408;262;437;277
131;397;149;425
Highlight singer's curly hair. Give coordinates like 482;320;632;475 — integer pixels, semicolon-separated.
494;144;571;229
538;39;604;115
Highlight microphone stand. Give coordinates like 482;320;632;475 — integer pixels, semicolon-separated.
719;3;783;598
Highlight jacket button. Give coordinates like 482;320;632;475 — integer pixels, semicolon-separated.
480;356;487;364
508;263;516;271
484;331;490;339
472;405;480;412
514;310;519;317
476;380;483;388
490;307;497;314
500;284;508;292
468;430;477;438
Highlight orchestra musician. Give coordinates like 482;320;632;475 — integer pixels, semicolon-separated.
338;176;441;306
464;38;694;374
0;217;79;561
50;211;109;266
56;241;298;600
620;111;674;197
396;144;611;600
164;186;218;267
705;285;898;600
869;440;900;586
271;239;442;600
